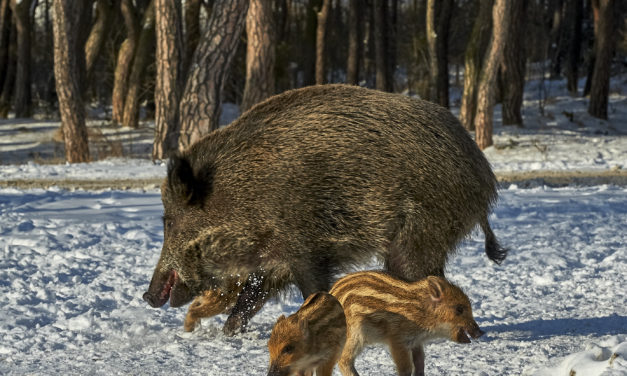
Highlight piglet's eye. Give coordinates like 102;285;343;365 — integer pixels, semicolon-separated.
455;305;464;315
282;344;295;354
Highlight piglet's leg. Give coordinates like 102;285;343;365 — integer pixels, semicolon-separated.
388;340;412;376
411;345;425;376
316;351;342;376
223;273;268;336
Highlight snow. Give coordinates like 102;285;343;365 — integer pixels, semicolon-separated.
0;76;625;375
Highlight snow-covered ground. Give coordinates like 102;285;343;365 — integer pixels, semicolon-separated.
0;185;624;375
0;76;625;375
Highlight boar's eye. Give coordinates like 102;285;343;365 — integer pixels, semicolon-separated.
162;216;174;232
455;305;465;315
281;344;295;355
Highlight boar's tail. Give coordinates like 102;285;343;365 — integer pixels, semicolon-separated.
480;216;507;265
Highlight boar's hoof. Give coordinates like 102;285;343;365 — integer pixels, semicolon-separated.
223;315;246;336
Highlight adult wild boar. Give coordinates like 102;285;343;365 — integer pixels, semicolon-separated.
143;84;507;335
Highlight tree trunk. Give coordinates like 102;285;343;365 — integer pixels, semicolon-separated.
0;0;11;91
583;0;600;97
85;0;117;84
373;0;387;91
549;0;566;78
303;0;321;86
501;0;527;126
459;0;493;131
122;1;155;129
241;0;275;112
474;0;510;150
0;20;15;118
426;0;453;107
565;0;583;95
52;0;90;163
153;0;183;160
588;0;616;120
178;0;248;150
346;0;362;85
183;0;201;76
315;0;331;85
10;0;32;118
112;0;139;125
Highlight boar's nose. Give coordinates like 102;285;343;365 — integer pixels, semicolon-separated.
267;363;286;376
143;292;161;308
469;325;485;339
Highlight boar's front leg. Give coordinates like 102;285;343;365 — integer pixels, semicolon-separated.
223;272;269;336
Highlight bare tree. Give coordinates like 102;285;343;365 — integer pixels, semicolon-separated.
0;0;14;117
183;0;201;76
241;0;275;112
315;0;331;85
52;0;90;162
474;0;510;150
85;0;118;83
501;0;527;126
178;0;248;150
0;0;11;92
588;0;616;120
373;0;388;91
426;0;453;107
112;0;139;125
346;0;362;85
153;0;184;160
460;0;493;130
10;0;32;117
122;1;155;129
565;0;583;95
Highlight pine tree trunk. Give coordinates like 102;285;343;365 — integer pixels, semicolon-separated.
426;0;453;107
153;0;183;160
0;20;15;118
501;0;527;126
112;0;138;125
474;0;510;150
52;0;90;163
373;0;387;91
346;0;362;85
0;0;11;91
241;0;275;112
122;1;155;129
315;0;331;85
178;0;248;150
460;0;493;131
10;0;32;118
588;0;616;120
565;0;583;95
303;0;320;86
183;0;201;76
85;0;117;84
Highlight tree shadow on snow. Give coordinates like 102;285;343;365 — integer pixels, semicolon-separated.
481;314;626;341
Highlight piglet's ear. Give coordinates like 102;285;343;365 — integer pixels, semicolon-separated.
167;154;213;206
427;276;444;303
300;319;309;339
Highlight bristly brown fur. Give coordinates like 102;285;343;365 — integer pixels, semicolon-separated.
268;292;347;376
143;84;506;335
330;271;484;376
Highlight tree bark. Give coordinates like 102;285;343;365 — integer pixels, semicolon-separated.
153;0;184;160
122;1;155;129
112;0;139;125
0;20;15;118
426;0;453;107
565;0;583;95
241;0;275;112
474;0;510;150
52;0;90;163
315;0;331;85
10;0;32;118
501;0;527;126
303;0;321;86
588;0;616;120
85;0;117;84
183;0;201;76
373;0;387;91
178;0;248;150
460;0;493;131
0;0;11;91
346;0;362;85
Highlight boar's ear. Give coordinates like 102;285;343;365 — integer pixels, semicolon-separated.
427;276;444;303
167;154;213;206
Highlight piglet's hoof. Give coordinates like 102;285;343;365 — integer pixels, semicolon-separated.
223;315;245;336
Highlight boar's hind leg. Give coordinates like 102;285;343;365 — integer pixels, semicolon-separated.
223;272;269;336
384;238;446;281
293;257;335;299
